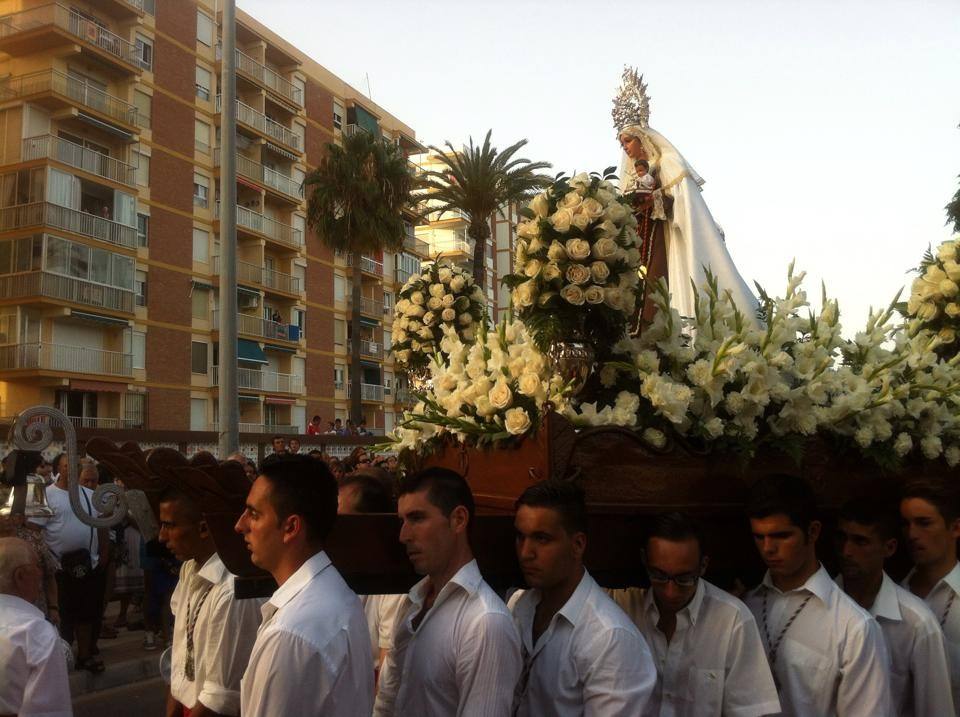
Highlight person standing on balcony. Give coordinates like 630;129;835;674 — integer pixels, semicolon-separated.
307;415;323;435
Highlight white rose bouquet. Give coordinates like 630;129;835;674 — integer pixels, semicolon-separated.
391;260;485;373
503;170;642;352
901;236;960;356
388;319;570;452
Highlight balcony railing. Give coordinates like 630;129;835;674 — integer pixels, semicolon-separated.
210;422;299;435
216;202;303;250
0;69;138;128
23;135;136;187
0;5;140;69
347;382;384;402
67;416;138;429
341;253;383;276
226;153;302;201
0;342;132;376
395;388;413;404
232;47;303;107
212;310;301;342
0;202;137;249
395;267;416;285
216;96;302;152
403;234;430;257
360;339;382;359
210;365;304;394
212;256;301;294
430;237;473;256
347;296;384;316
0;271;134;312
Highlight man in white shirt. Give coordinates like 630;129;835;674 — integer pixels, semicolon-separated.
33;452;109;672
159;487;262;717
235;454;373;716
509;480;655;716
611;512;780;717
374;467;521;716
835;497;954;716
744;474;893;717
900;477;960;714
0;536;71;717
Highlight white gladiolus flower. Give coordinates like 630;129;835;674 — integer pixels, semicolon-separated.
946;446;960;468
921;435;943;459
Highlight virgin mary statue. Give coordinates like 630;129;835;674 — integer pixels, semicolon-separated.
613;68;759;327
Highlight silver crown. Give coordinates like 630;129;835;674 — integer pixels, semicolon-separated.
612;67;650;132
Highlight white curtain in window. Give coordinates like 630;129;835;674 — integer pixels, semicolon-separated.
114;190;135;227
47;168;78;208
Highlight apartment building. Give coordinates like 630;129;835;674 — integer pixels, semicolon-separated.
0;0;428;436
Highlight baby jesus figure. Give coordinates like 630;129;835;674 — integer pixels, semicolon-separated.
632;159;657;192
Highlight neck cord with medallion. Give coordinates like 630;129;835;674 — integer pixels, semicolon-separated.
761;588;813;667
185;581;213;681
941;590;957;628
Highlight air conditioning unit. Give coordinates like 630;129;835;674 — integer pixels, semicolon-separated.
238;293;259;310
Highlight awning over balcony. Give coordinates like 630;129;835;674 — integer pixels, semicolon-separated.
78;113;136;141
264;396;296;405
238;338;267;364
70;310;131;327
239;394;260;402
265;142;299;161
264;343;296;353
237;286;260;297
70;379;123;392
192;280;214;291
360;316;380;328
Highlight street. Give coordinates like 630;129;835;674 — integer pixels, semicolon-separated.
73;676;166;717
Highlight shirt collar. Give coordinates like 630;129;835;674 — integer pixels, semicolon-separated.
0;592;44;619
762;563;833;606
903;561;960;597
834;572;901;621
409;558;482;607
196;552;230;585
643;575;706;627
268;550;331;611
554;569;595;627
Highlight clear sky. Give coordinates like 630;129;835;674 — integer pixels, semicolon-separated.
240;0;960;335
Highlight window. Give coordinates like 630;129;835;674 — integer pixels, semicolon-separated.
383;329;392;352
293;77;305;106
134;151;149;187
126;331;146;370
294;308;305;337
334;274;345;302
190;398;206;431
194;120;210;154
191;341;208;374
124;392;146;428
136;213;149;247
196;65;212;102
133;90;151;130
334;318;345;347
193;174;208;208
333;100;344;130
196;11;214;47
191;287;208;319
334;365;345;390
384;372;393;396
135;270;147;306
135;34;153;71
192;228;209;263
293;263;305;293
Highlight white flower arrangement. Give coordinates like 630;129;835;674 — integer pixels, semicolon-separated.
391;260;485;373
903;236;960;350
503;170;642;350
389;319;570;450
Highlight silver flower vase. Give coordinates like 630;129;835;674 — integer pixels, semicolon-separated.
547;333;595;397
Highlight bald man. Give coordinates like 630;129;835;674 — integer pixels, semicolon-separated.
0;536;71;716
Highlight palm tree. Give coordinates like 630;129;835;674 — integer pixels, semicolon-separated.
421;131;552;288
305;129;417;424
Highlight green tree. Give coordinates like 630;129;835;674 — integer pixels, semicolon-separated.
947;175;960;232
305;129;417;424
421;131;551;288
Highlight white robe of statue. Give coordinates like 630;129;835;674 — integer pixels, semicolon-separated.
618;124;760;325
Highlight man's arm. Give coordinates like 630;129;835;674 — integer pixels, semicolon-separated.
720;610;782;717
455;611;522;716
195;590;262;716
581;625;657;717
837;617;894;717
911;619;956;716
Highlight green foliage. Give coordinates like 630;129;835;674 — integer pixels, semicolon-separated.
947;175;960;233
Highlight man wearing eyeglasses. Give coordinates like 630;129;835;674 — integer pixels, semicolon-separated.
610;512;780;717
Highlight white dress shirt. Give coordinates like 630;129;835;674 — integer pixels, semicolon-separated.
374;558;522;717
360;593;405;664
745;564;893;717
240;551;373;717
509;570;655;717
836;572;954;716
902;561;960;715
33;484;100;565
170;553;262;715
610;580;780;717
0;593;72;717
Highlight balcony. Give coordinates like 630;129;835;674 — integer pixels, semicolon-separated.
220;152;302;203
67;415;138;429
0;271;134;313
403;233;430;257
217;96;302;154
341;253;383;277
0;5;141;74
430;236;473;258
0;342;132;377
347;382;384;402
210;422;299;435
212;256;301;294
359;339;382;359
212;310;301;343
231;47;303;109
216;203;303;250
395;267;416;285
0;202;136;249
210;365;304;394
86;0;144;18
23;135;136;187
0;69;138;134
395;388;413;404
346;295;384;317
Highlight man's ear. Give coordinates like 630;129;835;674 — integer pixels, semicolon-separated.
699;555;710;576
198;519;210;540
449;505;469;535
571;531;587;559
883;537;898;560
807;520;822;544
281;514;304;545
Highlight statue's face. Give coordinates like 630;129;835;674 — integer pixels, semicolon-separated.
620;133;647;161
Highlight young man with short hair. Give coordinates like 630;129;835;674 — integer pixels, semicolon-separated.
270;435;287;455
744;474;892;716
374;468;521;716
836;497;954;716
235;455;373;716
901;477;960;714
611;512;780;717
509;481;656;716
160;488;262;717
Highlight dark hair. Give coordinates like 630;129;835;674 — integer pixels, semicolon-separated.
271;435;286;444
515;480;587;535
636;159;650;171
746;474;818;532
259;454;338;544
308;449;324;459
157;486;202;522
646;512;706;556
340;472;396;513
311;415;321;422
902;477;960;524
838;497;899;541
398;467;475;528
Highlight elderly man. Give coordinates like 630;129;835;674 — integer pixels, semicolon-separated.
0;536;71;716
